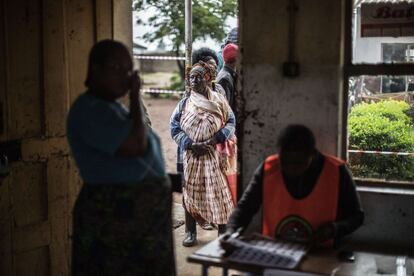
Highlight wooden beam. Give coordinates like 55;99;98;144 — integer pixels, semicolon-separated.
113;0;132;50
95;0;113;41
66;0;95;102
43;0;70;136
5;0;43;139
339;0;353;159
345;64;414;77
0;0;7;141
47;156;70;275
13;221;50;253
21;137;69;161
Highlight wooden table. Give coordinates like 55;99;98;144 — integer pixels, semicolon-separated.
187;238;414;276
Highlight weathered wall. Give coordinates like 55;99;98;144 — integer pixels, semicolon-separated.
239;0;343;189
350;189;414;252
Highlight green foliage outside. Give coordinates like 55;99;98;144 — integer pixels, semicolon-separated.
348;100;414;181
168;73;185;91
133;0;237;81
133;0;237;50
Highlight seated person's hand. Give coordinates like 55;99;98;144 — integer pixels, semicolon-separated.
219;229;238;256
219;229;234;241
190;143;210;157
312;222;336;245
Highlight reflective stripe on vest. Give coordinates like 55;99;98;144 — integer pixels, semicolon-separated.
262;154;343;244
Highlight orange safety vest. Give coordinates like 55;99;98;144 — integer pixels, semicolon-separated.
262;154;343;245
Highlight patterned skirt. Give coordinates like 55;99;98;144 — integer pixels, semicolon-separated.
71;178;175;276
183;149;234;225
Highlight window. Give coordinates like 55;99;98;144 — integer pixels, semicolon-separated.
382;43;414;63
343;0;414;183
381;43;414;93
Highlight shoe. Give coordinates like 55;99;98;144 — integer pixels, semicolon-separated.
200;222;214;230
182;232;197;247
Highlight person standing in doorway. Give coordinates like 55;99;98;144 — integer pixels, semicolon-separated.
189;47;234;232
217;43;238;115
67;40;175;275
217;27;238;72
170;62;237;247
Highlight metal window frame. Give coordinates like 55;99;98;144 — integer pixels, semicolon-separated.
340;0;414;186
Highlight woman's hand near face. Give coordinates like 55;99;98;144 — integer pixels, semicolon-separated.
129;70;142;116
116;70;147;157
129;71;141;100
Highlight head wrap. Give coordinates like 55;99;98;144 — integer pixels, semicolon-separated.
190;63;205;77
192;61;215;82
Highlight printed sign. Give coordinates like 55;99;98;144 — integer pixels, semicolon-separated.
361;2;414;37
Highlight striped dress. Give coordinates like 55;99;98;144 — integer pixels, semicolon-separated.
181;89;234;225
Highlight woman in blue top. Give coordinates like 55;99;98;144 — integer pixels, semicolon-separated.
67;40;174;275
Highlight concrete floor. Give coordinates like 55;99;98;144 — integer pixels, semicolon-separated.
172;193;241;276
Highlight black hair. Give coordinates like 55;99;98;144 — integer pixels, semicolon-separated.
192;47;219;65
85;39;130;87
277;124;316;155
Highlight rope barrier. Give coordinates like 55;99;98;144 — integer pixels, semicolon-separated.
134;55;186;61
133;55;186;94
141;88;185;94
348;149;414;156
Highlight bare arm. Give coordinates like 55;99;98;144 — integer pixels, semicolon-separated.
116;71;148;157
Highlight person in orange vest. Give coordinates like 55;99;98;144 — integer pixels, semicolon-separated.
226;124;364;246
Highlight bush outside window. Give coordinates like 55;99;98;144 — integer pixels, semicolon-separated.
348;99;414;181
